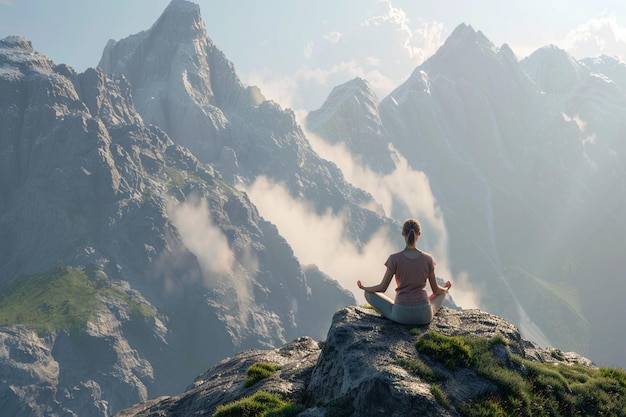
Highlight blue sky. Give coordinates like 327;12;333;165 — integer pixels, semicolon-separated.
2;0;626;111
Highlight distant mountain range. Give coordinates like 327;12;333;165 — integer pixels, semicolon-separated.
307;22;626;371
1;0;625;415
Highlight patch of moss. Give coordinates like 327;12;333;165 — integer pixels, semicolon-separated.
0;266;156;334
550;349;565;361
397;357;445;382
245;362;281;387
409;327;424;336
165;166;210;192
416;331;474;370
431;384;450;408
212;391;302;417
165;166;186;189
411;331;626;417
0;267;99;333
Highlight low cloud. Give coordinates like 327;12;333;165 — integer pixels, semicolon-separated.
166;196;257;324
561;12;626;60
167;196;234;285
412;19;446;64
363;0;418;60
243;70;299;110
244;121;481;309
301;123;480;309
244;176;396;305
239;1;446;112
244;60;396;111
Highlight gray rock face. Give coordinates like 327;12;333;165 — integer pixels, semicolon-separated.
115;306;594;417
0;30;354;415
306;77;396;174
98;0;392;242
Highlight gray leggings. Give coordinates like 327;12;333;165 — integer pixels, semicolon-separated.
364;291;447;325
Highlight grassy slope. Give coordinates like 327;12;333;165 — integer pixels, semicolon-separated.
0;266;155;334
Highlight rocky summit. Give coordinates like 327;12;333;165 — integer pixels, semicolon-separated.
115;306;599;417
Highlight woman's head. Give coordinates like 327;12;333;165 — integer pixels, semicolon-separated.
402;218;421;246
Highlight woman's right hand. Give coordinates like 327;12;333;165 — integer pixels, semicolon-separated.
357;280;364;289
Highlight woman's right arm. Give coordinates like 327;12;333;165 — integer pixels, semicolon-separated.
357;267;394;293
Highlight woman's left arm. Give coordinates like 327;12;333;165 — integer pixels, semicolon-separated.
357;268;394;293
427;254;450;295
427;270;451;295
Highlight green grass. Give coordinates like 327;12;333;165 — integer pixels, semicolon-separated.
416;331;474;370
409;327;424;336
431;383;451;408
245;362;281;387
0;267;98;333
411;330;626;417
212;391;302;417
165;166;211;191
551;349;566;361
165;166;186;189
397;357;445;382
0;266;156;334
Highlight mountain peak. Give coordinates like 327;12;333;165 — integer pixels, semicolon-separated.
521;44;585;93
0;36;34;53
449;22;475;38
447;23;494;51
150;0;204;42
310;76;378;115
306;77;397;174
342;76;372;91
580;54;626;92
1;36;57;76
166;0;199;12
415;22;499;79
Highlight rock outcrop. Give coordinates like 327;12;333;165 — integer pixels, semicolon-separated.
115;306;594;417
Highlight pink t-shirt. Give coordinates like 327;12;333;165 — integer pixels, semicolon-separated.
385;250;434;306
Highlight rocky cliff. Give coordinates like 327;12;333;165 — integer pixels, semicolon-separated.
98;0;392;242
0;33;354;416
115;306;612;417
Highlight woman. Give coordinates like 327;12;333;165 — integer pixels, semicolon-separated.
357;218;451;325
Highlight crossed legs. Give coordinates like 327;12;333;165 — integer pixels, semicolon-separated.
364;291;447;325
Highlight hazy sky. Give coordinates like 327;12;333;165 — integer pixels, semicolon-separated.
2;0;626;110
